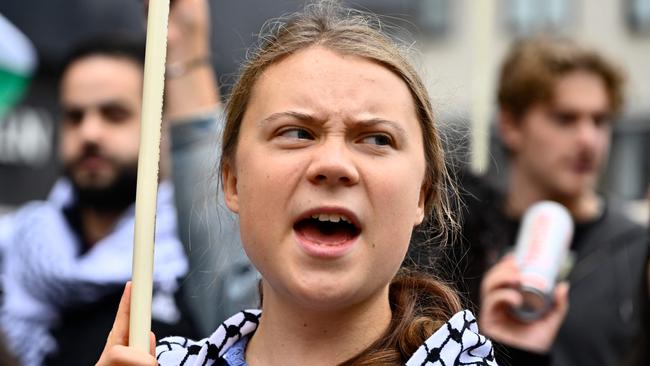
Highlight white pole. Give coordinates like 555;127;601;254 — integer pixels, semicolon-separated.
129;0;170;352
470;0;494;174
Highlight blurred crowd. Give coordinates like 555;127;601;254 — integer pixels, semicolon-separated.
0;1;647;365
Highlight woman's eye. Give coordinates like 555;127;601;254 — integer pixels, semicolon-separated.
279;128;314;140
361;134;392;146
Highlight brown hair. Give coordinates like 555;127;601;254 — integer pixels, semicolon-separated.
340;269;462;365
219;1;461;364
497;37;625;119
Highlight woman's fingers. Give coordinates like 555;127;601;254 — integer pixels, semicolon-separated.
99;345;157;366
150;332;157;357
105;282;133;349
96;282;158;366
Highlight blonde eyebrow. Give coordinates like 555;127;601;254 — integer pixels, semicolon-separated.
259;111;408;137
258;111;317;126
354;118;407;137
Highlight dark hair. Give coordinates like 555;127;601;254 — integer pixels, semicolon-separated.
498;36;625;119
59;34;145;80
219;1;461;364
340;269;461;365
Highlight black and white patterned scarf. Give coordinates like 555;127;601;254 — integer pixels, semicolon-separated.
156;309;497;365
0;179;188;366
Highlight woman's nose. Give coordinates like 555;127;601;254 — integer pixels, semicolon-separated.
306;140;360;187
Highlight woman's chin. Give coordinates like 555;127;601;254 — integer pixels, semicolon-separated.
297;278;391;315
270;275;370;313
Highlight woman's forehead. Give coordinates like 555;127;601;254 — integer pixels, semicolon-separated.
245;46;419;123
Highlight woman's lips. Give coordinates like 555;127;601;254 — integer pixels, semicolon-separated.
294;219;359;259
292;207;362;259
294;230;358;259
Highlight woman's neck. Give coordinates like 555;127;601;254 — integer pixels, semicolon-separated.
245;285;392;366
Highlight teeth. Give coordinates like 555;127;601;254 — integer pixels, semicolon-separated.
310;213;351;224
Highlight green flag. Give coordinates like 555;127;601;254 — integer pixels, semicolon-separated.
0;13;36;121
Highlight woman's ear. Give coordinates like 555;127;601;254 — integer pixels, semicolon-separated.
222;163;239;214
414;185;426;226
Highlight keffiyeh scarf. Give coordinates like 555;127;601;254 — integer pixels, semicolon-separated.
0;179;188;366
156;310;497;366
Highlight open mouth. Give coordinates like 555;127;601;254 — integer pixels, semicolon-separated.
294;213;361;246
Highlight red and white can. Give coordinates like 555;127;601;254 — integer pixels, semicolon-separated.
512;201;574;321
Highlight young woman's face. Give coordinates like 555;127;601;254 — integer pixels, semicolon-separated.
223;46;427;311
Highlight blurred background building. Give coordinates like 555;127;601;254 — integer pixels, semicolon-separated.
0;0;648;223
